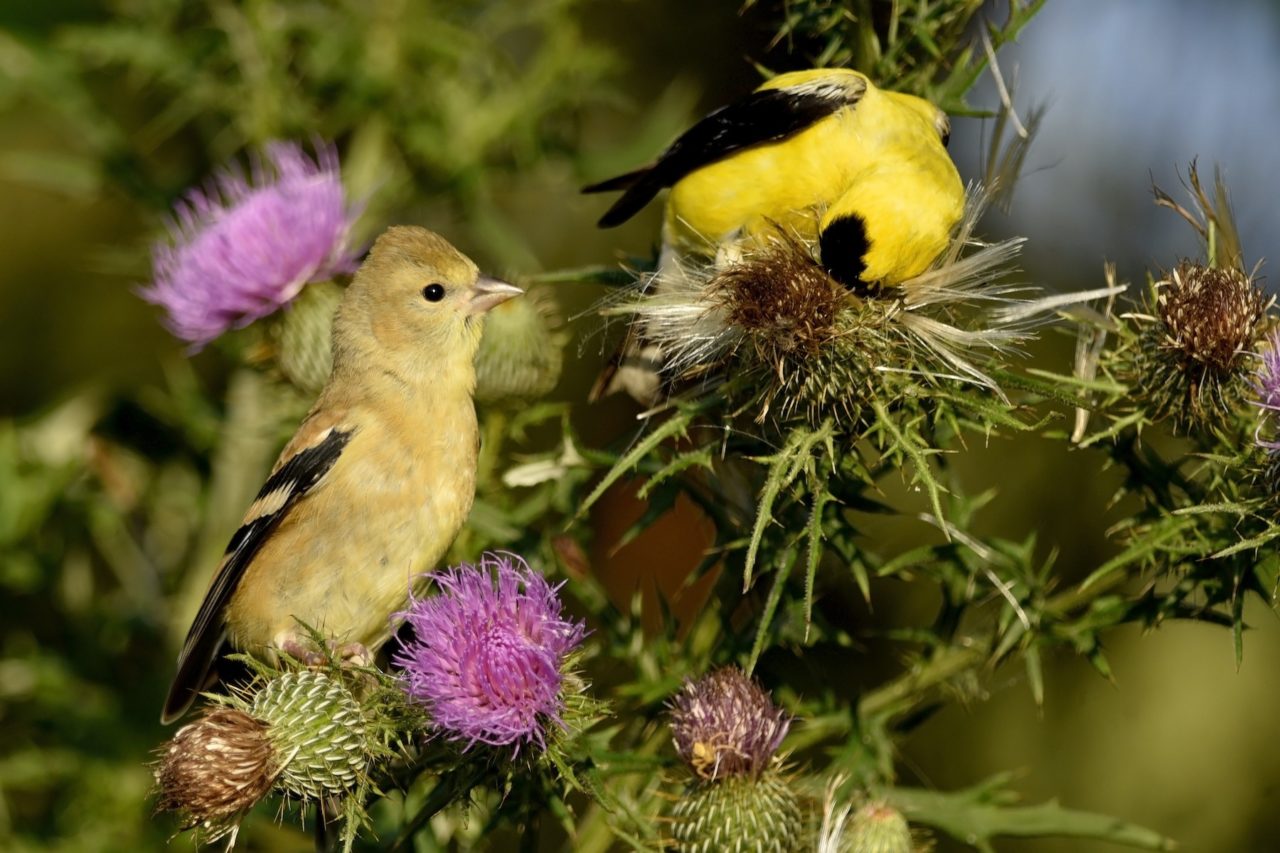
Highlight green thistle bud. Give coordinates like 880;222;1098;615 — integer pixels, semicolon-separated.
670;766;804;853
845;802;924;853
276;280;343;392
474;287;564;403
153;707;276;841
249;669;370;800
1156;261;1265;371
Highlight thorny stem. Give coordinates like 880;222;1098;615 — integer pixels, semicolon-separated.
857;569;1132;724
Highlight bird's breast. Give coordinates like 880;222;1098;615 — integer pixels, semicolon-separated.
226;399;479;654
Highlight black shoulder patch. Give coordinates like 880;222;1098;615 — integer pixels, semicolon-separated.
820;214;872;295
161;427;354;722
589;81;863;229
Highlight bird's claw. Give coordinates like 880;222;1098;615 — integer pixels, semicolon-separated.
276;637;372;671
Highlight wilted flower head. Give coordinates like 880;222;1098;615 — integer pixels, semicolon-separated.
154;707;275;843
669;666;791;781
1156;260;1266;371
142;141;360;348
394;553;586;752
606;187;1119;425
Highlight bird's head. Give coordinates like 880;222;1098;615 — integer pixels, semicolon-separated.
883;90;952;147
332;225;522;388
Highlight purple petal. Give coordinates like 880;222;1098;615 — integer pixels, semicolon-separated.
141;141;360;348
393;553;586;753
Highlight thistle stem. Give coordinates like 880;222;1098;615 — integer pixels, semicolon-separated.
857;569;1131;724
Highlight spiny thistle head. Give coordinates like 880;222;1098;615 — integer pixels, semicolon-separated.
154;657;412;848
474;287;565;403
142;141;359;348
153;708;275;842
603;187;1091;427
275;279;344;393
669;666;790;781
248;669;369;800
394;552;586;753
844;801;928;853
1120;264;1270;430
1156;261;1266;372
709;233;847;358
669;770;804;853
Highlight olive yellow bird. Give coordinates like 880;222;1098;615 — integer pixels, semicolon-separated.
584;68;963;401
161;226;522;723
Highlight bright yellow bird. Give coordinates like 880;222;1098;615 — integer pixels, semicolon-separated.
162;226;522;723
585;68;964;292
584;68;964;402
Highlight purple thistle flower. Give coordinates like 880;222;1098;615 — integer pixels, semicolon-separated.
669;666;791;781
394;553;586;753
1252;329;1280;450
142;141;360;348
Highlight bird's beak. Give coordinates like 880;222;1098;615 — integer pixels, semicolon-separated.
467;276;524;315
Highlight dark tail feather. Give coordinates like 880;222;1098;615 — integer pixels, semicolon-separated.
582;167;665;229
160;631;227;724
581;166;651;194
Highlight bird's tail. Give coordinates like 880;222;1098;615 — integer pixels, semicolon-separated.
581;166;650;194
160;630;228;723
582;166;665;228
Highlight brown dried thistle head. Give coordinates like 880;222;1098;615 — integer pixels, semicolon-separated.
1156;260;1267;371
707;234;847;364
154;707;276;839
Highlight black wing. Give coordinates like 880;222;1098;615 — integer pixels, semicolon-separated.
584;78;866;228
161;427;354;722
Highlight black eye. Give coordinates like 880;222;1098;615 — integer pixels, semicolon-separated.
422;283;446;302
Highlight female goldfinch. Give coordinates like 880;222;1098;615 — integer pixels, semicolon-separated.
162;226;522;723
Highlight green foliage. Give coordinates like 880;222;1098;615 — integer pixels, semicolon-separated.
4;1;1275;851
887;774;1176;853
747;0;1045;112
7;0;613;262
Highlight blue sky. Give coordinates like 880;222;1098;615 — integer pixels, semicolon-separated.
956;0;1280;287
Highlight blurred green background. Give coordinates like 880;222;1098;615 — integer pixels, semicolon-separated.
3;0;1280;850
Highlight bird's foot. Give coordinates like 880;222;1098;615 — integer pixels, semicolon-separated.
335;642;373;668
279;637;328;667
275;636;373;672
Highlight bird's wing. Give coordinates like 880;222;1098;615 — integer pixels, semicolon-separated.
161;421;355;722
585;76;867;228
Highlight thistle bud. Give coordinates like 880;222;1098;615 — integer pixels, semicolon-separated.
845;802;923;853
1156;261;1265;371
249;670;370;800
154;708;276;841
275;280;343;392
474;288;564;403
667;668;802;852
670;771;804;853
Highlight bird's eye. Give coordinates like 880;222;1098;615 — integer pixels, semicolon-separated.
422;283;446;302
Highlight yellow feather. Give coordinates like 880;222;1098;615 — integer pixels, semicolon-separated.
662;68;963;287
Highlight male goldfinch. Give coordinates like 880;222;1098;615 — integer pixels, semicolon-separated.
584;68;963;401
161;226;522;723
